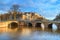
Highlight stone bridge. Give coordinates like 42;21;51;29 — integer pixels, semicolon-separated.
24;20;60;30
0;20;60;30
0;21;18;29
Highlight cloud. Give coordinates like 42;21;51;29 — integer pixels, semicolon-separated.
0;10;8;14
0;0;60;20
26;0;60;20
50;0;58;3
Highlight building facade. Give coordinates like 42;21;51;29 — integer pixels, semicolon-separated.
0;12;43;21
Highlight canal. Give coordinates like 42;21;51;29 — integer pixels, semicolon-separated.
0;26;60;40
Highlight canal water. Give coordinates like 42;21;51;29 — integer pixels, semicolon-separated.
0;26;60;40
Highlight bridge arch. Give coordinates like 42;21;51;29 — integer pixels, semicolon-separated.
35;23;41;28
27;22;32;27
48;23;52;29
48;23;57;30
8;22;18;29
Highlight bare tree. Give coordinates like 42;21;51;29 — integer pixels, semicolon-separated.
10;4;20;20
11;4;20;12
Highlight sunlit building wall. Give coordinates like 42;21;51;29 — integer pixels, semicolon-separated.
0;12;44;21
22;14;27;20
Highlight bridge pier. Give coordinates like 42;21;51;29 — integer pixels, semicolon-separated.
43;23;49;30
32;22;36;28
56;23;60;30
57;26;60;30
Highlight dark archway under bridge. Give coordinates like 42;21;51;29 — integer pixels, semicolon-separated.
8;22;18;29
35;23;41;28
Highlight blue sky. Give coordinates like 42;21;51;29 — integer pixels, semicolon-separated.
0;0;60;20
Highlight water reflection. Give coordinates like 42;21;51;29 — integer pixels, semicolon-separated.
0;27;60;40
21;28;32;36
